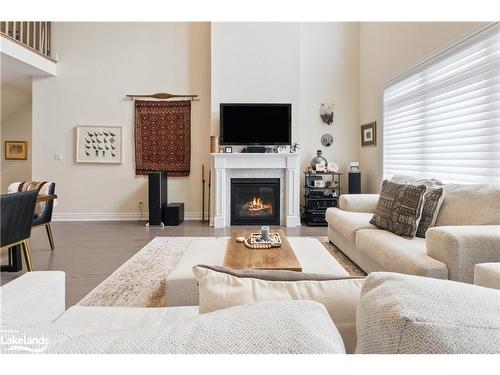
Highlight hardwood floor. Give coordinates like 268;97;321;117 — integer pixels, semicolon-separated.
0;221;326;306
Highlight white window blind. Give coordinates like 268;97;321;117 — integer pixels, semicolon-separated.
383;24;500;184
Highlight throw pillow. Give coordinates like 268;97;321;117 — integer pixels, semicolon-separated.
390;176;445;238
415;186;444;238
370;180;426;238
192;264;364;354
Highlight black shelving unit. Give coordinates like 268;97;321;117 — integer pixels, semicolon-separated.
302;172;342;226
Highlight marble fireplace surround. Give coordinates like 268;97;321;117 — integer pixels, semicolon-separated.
212;153;301;228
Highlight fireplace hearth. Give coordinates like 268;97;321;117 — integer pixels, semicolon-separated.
231;178;280;225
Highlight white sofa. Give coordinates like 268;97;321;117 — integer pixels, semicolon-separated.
326;182;500;283
1;271;498;354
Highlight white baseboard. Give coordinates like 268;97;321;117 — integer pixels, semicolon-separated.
52;212;203;222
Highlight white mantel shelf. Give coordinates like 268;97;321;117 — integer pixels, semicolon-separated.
211;152;301;228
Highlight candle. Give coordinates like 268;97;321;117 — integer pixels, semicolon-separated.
261;226;270;242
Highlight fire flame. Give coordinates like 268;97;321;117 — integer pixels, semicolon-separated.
245;196;273;213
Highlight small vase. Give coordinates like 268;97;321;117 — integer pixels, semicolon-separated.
310;150;328;171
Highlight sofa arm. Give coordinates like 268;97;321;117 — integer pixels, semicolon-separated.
426;226;500;283
474;263;500;289
339;194;379;213
0;271;65;322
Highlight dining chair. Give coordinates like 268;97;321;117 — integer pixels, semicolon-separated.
0;191;38;271
32;182;56;250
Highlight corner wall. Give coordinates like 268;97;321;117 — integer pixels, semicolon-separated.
359;22;485;193
0;81;32;192
32;22;211;217
211;22;360;194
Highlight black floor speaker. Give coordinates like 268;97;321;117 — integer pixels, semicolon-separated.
148;171;167;226
348;172;361;194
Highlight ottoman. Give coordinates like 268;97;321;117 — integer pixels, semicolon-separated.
165;236;349;307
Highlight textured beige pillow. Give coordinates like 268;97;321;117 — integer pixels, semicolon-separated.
193;265;364;354
370;180;426;238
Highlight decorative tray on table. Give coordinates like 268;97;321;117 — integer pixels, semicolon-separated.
249;232;282;247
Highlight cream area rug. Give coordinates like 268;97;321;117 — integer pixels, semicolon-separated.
77;236;365;308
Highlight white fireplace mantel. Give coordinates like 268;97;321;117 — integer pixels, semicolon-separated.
211;153;301;228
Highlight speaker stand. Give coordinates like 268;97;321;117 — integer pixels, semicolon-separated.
145;222;165;228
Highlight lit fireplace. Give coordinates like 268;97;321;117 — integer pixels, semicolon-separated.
240;196;273;217
231;178;280;225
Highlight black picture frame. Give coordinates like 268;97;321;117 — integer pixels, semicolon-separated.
361;121;377;147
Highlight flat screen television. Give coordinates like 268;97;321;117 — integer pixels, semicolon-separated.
219;103;291;145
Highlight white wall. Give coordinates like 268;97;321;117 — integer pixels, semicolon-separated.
211;22;360;194
0;81;32;192
299;23;359;192
359;22;485;193
32;22;211;216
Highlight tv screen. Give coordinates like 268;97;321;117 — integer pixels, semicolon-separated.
220;103;291;145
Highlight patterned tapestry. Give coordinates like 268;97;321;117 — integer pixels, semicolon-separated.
135;100;191;176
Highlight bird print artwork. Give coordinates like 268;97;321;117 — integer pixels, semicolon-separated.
79;126;120;162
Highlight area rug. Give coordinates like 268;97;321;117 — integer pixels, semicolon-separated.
77;236;365;308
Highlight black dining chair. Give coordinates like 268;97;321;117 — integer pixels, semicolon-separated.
0;190;38;271
32;182;56;250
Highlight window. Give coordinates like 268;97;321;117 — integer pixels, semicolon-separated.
383;24;500;184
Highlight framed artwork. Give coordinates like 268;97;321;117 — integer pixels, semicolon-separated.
76;125;123;163
361;121;377;146
5;141;28;160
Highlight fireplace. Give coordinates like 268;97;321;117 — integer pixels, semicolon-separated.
230;178;280;225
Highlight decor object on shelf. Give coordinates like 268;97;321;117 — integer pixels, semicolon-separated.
321;133;333;147
210;136;219;153
314;180;326;188
361;121;377;146
135;100;191;176
327;162;339;173
290;143;300;153
224;146;232;153
310;150;328;171
320;103;335;125
76;126;122;164
349;161;360;173
277;145;289;153
4;141;27;160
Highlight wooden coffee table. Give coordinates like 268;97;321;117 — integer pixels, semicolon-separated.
223;229;302;271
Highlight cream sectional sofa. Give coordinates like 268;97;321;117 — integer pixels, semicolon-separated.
1;271;498;354
326;182;500;283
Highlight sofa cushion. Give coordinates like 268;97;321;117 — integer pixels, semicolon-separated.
193;265;363;353
370;180;427;238
54;305;199;330
436;183;500;226
326;208;375;243
356;272;500;354
355;229;448;279
2;301;346;354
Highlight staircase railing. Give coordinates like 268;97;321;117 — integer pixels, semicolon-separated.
0;21;54;60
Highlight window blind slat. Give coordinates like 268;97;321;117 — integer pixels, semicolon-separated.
383;25;500;184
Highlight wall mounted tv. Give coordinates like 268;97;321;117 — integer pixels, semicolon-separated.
219;103;292;145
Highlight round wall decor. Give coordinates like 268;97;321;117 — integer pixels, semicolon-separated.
321;133;333;147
